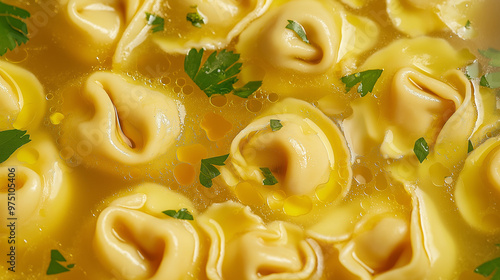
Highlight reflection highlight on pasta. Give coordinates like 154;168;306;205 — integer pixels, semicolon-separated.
0;0;500;279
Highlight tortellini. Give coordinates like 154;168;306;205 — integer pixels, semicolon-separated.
61;71;182;167
150;0;271;53
0;133;71;241
198;201;323;280
386;0;446;37
0;60;45;131
455;137;500;233
343;37;477;159
308;189;457;279
221;98;352;216
236;0;379;97
57;0;153;63
94;183;202;280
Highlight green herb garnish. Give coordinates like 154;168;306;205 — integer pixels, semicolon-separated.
341;69;383;97
465;20;471;29
0;129;31;164
468;140;474;153
46;250;74;275
465;62;480;80
413;137;429;163
162;208;194;220
479;48;500;67
0;2;30;56
187;12;204;28
480;72;500;89
260;167;278;185
270;119;283;131
184;48;262;98
285;20;310;44
145;12;164;33
199;154;229;188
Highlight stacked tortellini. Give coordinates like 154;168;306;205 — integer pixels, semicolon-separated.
94;184;324;280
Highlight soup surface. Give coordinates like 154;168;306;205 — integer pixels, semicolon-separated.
1;0;500;279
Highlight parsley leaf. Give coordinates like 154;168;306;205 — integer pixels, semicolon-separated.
0;2;30;56
465;20;471;29
145;12;164;33
465;62;480;80
233;81;263;98
341;69;383;97
0;129;31;164
475;257;500;279
187;12;204;28
480;72;500;89
479;48;500;67
413;137;429;163
285;20;310;44
468;140;474;153
162;208;194;220
46;250;74;275
260;167;278;185
199;154;229;188
184;48;262;98
270;119;283;131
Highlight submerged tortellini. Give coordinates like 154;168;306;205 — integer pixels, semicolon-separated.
236;0;379;97
308;189;457;279
199;201;323;280
94;183;201;280
221;98;352;216
343;37;477;159
57;0;152;62
455;137;500;233
61;71;182;167
0;60;45;131
0;133;71;240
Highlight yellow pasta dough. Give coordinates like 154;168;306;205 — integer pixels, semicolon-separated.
0;0;499;279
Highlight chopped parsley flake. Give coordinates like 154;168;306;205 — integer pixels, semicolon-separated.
480;72;500;89
145;12;164;33
341;69;383;97
0;2;30;56
199;154;229;188
233;81;263;98
479;48;500;67
270;119;283;131
184;48;262;98
285;20;310;44
260;167;278;185
0;129;31;164
413;137;429;163
187;12;204;28
46;250;74;275
162;208;194;220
